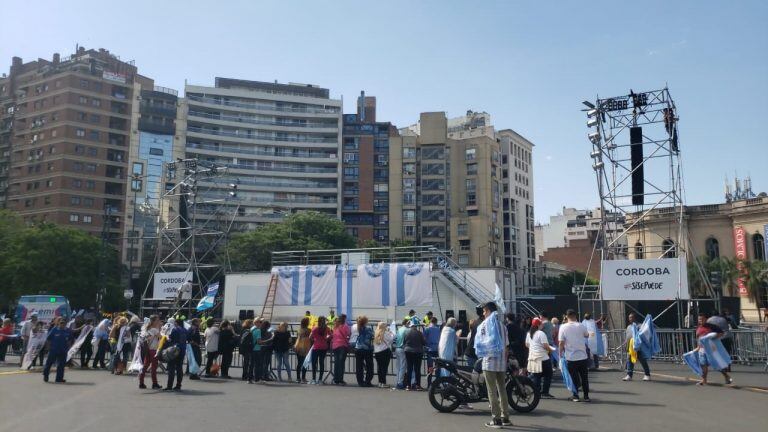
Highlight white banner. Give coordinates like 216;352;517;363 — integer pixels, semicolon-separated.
152;272;193;300
272;265;336;306
601;258;689;300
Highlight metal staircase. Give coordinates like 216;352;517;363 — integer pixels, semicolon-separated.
430;249;493;306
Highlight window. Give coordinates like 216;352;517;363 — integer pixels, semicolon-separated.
634;242;644;259
70;196;81;205
343;152;359;163
83;215;92;224
72;179;82;188
46;180;54;187
403;193;416;205
466;163;477;175
403;225;416;237
89;131;100;141
403;178;416;191
422;147;444;160
73;162;83;171
343;167;359;179
80;79;89;88
753;234;765;261
77;112;87;121
374;183;388;193
465;147;476;161
69;214;79;223
85;180;95;190
76;129;86;138
458;255;469;265
83;198;94;207
705;237;720;260
458;223;468;236
422;226;445;238
662;239;676;258
466;179;477;206
459;239;471;251
343;137;358;150
91;98;101;107
149;147;164;156
79;96;88;104
423;179;445;190
132;162;143;176
403;147;416;158
403;163;416;175
90;114;101;123
403;210;416;222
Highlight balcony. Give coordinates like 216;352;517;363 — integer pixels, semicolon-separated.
187;125;337;144
187;142;336;160
187;94;340;114
226;163;337;174
138;118;175;135
188;110;337;129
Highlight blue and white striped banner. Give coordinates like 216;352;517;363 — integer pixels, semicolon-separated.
272;265;336;306
700;332;731;371
336;265;354;320
196;282;219;311
683;350;702;377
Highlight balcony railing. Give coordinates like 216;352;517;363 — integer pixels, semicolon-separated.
223;162;337;174
187;126;337;144
188;110;337;129
187;142;336;159
187;94;340;114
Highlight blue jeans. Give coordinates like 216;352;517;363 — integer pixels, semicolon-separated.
43;351;66;381
626;353;650;377
274;351;291;380
395;348;406;387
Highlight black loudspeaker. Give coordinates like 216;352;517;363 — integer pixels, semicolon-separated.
630;126;644;205
246;310;255;320
238;310;247;321
445;310;455;320
458;310;468;323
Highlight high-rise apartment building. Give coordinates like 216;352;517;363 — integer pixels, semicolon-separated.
181;78;342;230
122;84;180;281
1;48;143;246
498;129;536;287
341;92;395;242
390;112;503;266
0;75;12;208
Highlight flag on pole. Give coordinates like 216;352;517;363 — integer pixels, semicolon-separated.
634;314;660;359
302;346;314;371
196;282;219;312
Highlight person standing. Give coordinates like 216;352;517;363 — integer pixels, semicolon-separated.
139;315;161;389
203;318;220;377
393;318;410;390
373;321;394;388
623;313;651;381
77;319;94;369
707;311;733;372
466;307;484;368
91;319;110;369
354;316;374;387
248;318;263;384
218;320;236;379
559;309;590;402
423;317;441;386
438;318;459;377
331;316;350;385
272;322;292;381
0;318;14;363
43;318;72;383
403;321;426;391
474;302;511;429
505;313;527;371
294;317;311;383
582;313;600;371
187;318;202;380
310;316;332;385
423;311;434;326
260;320;275;381
19;312;39;366
526;318;555;398
695;313;732;385
239;320;254;381
165;319;187;391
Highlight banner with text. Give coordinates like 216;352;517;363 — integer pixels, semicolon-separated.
152;271;193;300
600;258;689;300
733;226;748;296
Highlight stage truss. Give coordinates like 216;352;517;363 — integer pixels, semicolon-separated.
139;158;239;316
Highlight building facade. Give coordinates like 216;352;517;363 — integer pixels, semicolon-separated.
1;48;143;248
341;92;395;242
181;78;342;230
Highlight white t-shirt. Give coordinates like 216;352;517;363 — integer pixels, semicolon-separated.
205;326;220;352
558;321;588;361
373;330;394;353
21;320;36;339
525;330;552;360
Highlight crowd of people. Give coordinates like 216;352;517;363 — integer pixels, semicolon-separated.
1;304;742;429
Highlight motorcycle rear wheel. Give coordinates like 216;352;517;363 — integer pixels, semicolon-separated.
428;377;463;413
507;376;540;413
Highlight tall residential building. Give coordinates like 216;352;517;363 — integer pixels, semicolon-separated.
122;84;180;282
390;112;503;266
1;47;143;246
0;75;12;207
499;129;536;287
181;78;342;230
341;92;396;242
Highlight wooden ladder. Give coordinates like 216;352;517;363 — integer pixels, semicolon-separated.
260;274;278;321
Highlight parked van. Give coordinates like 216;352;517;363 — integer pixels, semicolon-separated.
15;295;72;324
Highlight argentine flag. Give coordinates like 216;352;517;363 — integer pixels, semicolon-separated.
634;314;660;359
196;282;219;312
559;355;577;394
683;350;703;377
273;265;336;306
700;332;732;371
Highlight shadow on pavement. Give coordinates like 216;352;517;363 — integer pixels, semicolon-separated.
589;389;638;395
586;399;664;407
48;381;95;386
511;425;588;432
525;409;589;419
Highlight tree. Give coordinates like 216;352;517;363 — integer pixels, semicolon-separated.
0;222;123;311
228;212;356;271
540;271;598;296
743;260;768;319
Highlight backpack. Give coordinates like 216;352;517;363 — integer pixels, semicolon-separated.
240;329;253;352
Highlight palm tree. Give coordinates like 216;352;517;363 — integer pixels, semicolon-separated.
743;260;768;322
713;257;740;297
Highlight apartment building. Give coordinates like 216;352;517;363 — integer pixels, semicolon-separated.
1;48;144;247
181;78;342;230
389;112;503;266
341;92;396;242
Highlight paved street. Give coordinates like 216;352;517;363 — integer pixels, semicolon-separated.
1;361;766;432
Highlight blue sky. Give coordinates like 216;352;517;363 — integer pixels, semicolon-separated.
2;1;766;223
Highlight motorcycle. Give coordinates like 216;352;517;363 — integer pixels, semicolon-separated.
428;358;540;413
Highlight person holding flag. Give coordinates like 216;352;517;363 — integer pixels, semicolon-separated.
693;313;733;386
623;313;651;381
474;301;511;429
559;309;590;402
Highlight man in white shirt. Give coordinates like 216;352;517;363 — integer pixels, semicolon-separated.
203;318;220;377
558;309;590;402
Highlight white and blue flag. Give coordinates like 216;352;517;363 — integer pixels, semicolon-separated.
196;282;219;312
683;349;703;377
700;332;732;371
273;265;336;306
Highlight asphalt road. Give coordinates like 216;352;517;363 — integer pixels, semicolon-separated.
0;362;765;432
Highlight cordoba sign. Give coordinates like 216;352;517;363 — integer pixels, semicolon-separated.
601;258;689;300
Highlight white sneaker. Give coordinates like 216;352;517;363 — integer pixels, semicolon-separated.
642;375;651;381
310;380;317;385
622;375;632;381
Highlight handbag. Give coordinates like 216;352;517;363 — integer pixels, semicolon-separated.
160;345;180;363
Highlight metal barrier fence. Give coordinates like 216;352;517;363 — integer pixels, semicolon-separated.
601;328;768;367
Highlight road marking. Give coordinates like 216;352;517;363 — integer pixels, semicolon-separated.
652;372;768;394
0;370;30;376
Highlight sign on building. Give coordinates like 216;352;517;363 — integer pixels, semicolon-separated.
733;226;748;296
600;258;689;300
152;271;193;300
